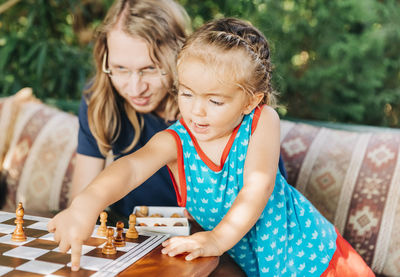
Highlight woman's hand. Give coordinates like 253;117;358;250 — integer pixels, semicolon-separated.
47;207;95;271
161;231;224;261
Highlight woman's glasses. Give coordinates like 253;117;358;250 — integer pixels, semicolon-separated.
102;51;166;83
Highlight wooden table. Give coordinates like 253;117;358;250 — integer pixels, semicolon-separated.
118;220;246;277
119;244;219;277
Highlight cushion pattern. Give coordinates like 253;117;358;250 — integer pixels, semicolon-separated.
1;90;399;276
280;120;400;277
2;99;78;216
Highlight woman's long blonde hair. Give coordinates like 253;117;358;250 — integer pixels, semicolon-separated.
86;0;190;157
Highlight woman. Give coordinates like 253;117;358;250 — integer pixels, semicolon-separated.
70;0;190;222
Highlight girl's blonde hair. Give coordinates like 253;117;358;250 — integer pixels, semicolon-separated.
178;18;277;107
86;0;190;156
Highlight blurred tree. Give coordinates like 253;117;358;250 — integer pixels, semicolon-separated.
0;0;106;100
0;0;399;127
182;0;400;127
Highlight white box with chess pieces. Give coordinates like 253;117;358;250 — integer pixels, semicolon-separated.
132;206;190;236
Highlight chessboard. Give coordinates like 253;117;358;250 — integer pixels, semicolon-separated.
0;210;169;277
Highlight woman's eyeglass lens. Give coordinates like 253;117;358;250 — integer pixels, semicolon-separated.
102;51;166;83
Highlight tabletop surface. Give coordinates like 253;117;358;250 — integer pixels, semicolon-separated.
119;244;219;277
117;219;247;277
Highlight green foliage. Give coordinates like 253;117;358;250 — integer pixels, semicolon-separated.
181;0;400;127
0;0;399;127
0;0;99;100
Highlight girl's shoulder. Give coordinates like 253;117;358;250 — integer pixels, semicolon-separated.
251;105;280;133
259;105;279;119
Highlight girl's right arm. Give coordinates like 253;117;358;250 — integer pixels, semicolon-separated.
47;130;178;271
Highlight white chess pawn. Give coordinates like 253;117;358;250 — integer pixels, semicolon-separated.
11;202;26;242
126;214;139;239
102;227;117;255
97;211;108;237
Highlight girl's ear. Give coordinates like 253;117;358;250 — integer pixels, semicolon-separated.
243;92;264;115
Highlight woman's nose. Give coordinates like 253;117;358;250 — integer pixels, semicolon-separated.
125;73;147;96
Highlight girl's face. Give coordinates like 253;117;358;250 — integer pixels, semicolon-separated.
106;28;168;114
178;57;255;143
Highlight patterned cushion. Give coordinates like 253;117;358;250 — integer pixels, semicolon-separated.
1;92;399;276
1;94;78;217
280;120;400;277
0;96;15;164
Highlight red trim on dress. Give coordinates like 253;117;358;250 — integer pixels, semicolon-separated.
165;129;187;207
179;118;240;172
251;105;263;135
321;228;375;277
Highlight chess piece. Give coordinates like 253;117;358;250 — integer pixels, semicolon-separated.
97;211;108;237
11;202;27;242
114;221;126;247
135;206;149;217
102;227;117;255
126;214;139;239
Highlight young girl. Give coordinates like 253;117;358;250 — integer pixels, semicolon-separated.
49;18;374;276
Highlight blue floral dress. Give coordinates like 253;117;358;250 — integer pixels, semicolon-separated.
166;107;338;276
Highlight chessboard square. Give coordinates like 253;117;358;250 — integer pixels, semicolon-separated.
52;265;96;277
83;237;106;247
0;265;13;276
0;234;35;246
53;244;95;255
68;255;111;271
2;269;43;277
3;245;49;260
85;247;125;259
0;224;15;234
125;234;150;244
1;218;38;227
114;241;139;252
16;260;64;275
0;213;14;222
0;255;30;267
25;228;48;238
0;242;18;254
39;232;55;241
24;238;59;250
27;221;49;231
36;250;71;264
24;215;50;222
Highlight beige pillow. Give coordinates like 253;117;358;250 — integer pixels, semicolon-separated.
1;90;78;216
280;120;400;277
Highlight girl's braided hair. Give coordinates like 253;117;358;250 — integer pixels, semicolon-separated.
178;17;277;106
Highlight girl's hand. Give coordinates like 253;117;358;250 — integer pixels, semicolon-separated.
161;231;223;261
47;207;95;271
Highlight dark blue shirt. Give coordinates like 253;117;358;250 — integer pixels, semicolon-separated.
77;96;177;218
77;96;287;218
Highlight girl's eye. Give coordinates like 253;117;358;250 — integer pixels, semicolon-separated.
179;90;192;97
210;99;224;106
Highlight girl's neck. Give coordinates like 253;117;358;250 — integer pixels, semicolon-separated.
197;135;231;166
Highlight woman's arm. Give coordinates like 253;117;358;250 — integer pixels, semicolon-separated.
48;130;178;270
69;154;105;205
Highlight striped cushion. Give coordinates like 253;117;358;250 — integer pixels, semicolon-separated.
1;99;78;216
281;120;400;277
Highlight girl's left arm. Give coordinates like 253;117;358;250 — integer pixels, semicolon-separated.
162;106;280;259
212;106;280;250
